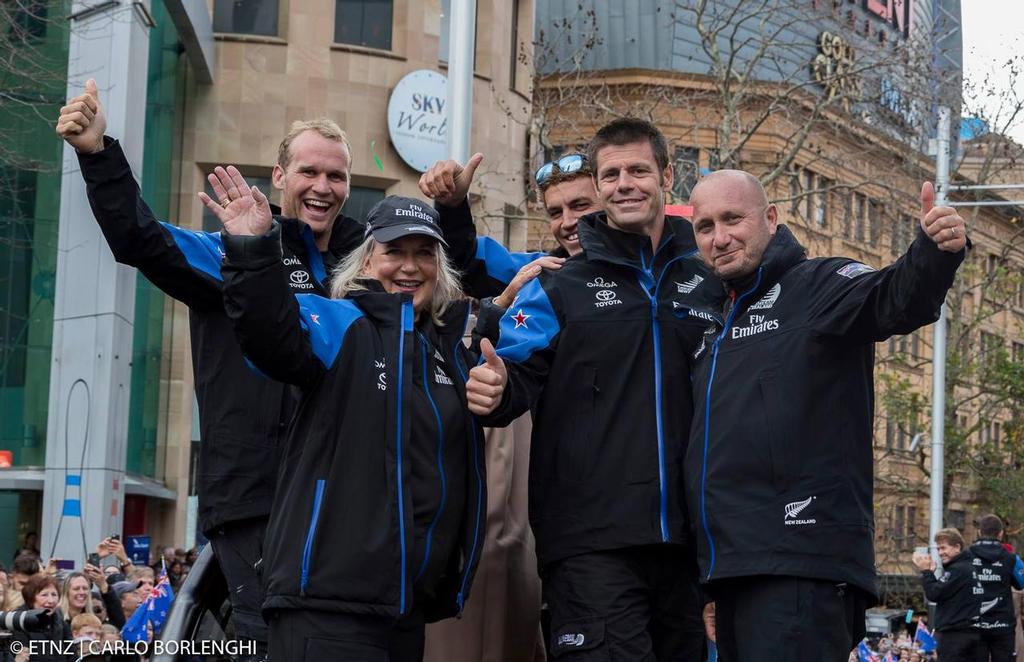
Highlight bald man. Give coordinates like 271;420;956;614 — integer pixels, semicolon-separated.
684;170;967;660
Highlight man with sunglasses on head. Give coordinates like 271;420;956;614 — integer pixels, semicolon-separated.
464;118;717;660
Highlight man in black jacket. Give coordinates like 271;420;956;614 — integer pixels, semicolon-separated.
971;514;1024;660
466;118;715;660
686;169;967;660
915;528;983;660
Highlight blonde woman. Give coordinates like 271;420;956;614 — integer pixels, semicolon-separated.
213;184;486;662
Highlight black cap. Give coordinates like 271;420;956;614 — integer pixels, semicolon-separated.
364;196;448;247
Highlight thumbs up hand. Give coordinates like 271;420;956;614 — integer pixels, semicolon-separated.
419;152;485;207
56;78;106;154
466;338;508;416
919;181;967;253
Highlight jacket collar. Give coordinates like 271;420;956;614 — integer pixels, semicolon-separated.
577;211;699;270
722;224;806;300
271;204;363;256
347;280;470;341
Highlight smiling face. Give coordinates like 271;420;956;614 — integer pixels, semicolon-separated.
34;585;59;611
542;176;600;256
363;236;439;315
272;130;351;247
937;541;961;565
69;576;90;609
690;170;777;281
594;140;673;240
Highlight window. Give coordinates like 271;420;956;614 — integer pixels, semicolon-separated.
336;0;393;50
1013;342;1024;364
948;509;966;532
344;185;386;224
0;169;36;388
672;147;700;202
202;175;273;232
213;0;279;37
510;0;520;89
790;169;830;228
7;0;47;42
867;199;882;246
980;420;1001;452
980;331;1002;363
891;213;914;257
1015;278;1024;308
906;506;917;547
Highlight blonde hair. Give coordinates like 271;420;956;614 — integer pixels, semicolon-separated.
330;236;462;325
277;118;353;169
71;612;102;634
59;572;94;621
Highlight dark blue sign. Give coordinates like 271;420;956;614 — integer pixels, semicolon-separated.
125;535;150;565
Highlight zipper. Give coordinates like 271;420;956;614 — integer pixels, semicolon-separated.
451;326;484;616
699;267;763;580
299;478;326;594
395;300;413;614
635;249;696;543
299;224;328;285
414;331;448;582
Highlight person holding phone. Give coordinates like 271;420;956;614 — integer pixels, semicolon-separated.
216;186;486;660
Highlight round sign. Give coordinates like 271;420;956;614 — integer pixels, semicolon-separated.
387;70;449;173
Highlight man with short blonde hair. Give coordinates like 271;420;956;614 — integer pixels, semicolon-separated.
276;118;352;170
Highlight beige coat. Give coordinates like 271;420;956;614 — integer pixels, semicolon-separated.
424;415;546;662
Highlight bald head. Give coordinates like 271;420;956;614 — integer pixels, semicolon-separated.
690;170;768;208
690;169;777;281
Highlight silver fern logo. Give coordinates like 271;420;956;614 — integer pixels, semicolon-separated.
784;496;816;526
749;283;781;310
676;275;704;294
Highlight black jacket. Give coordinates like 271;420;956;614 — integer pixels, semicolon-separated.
79;139;470;532
12;606;72;662
923;550;982;631
481;212;719;567
971;538;1024;630
220;225;486;621
686;225;964;599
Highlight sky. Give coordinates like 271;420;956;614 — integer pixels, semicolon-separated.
961;1;1024;143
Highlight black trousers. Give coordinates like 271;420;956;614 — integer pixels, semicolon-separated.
712;575;867;662
208;516;270;644
267;608;425;662
542;545;704;661
936;629;982;662
979;628;1014;662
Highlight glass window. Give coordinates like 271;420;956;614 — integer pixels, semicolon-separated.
213;0;279;37
335;0;393;50
672;147;699;202
344;185;386;224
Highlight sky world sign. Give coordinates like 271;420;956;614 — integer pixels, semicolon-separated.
387;69;448;173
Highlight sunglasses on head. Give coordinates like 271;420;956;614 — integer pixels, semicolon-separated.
534;154;587;186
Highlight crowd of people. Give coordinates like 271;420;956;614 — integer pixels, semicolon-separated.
49;71;972;662
0;532;199;660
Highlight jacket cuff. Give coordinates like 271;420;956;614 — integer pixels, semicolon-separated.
222;222;283;268
77;137;132;184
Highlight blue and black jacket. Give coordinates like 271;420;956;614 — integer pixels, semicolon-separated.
971;538;1024;630
78;138;362;533
220;225;486;621
923;549;982;631
479;211;720;567
687;225;965;600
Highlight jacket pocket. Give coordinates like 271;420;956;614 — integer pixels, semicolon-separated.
758;371;796;493
550;617;607;658
299;478;326;593
560;365;598;482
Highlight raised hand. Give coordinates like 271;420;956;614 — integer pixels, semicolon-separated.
418;153;484;207
198;166;273;237
466;338;508;415
56;78;106;154
920;182;966;253
493;255;564;309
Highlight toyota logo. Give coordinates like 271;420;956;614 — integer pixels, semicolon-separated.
595;289;616;302
290;270;310;284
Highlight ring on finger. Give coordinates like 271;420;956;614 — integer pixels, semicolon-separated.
219;197;231;208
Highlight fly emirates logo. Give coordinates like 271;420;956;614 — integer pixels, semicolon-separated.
731;313;779;339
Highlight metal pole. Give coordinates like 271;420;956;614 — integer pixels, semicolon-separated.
929;106;951;565
446;0;476;164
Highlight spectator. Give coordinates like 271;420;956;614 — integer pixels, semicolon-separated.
184;548;199;566
71;612;102;641
971;514;1024;661
13;574;73;661
112;580;142;621
13;532;40;561
8;554;42;610
82;563;126;628
914;528;982;661
58;572;95;622
127;567;153;596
